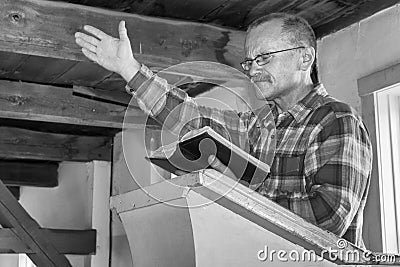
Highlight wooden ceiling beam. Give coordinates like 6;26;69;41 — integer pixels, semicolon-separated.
0;126;112;162
0;228;96;254
0;80;156;129
0;0;245;69
0;161;58;187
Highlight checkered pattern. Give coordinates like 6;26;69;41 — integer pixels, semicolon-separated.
126;64;372;248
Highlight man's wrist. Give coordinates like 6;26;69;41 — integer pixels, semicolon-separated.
120;59;141;82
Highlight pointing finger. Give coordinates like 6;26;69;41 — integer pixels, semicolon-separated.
83;25;109;40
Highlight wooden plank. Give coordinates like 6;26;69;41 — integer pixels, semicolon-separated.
0;51;29;77
0;118;120;137
0;0;245;69
147;0;227;21
11;55;77;84
73;85;131;106
53;61;113;87
0;127;112;161
0;180;72;267
0;228;96;254
90;161;111;266
0;161;58;187
358;62;400;97
6;187;20;200
314;0;400;37
93;72;129;93
0;80;151;129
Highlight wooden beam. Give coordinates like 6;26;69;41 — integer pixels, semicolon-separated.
0;161;58;187
0;126;112;162
0;180;72;267
6;186;20;200
314;0;400;38
0;0;245;69
0;80;155;129
73;85;132;106
0;228;96;255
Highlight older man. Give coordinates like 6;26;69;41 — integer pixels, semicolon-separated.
75;13;372;248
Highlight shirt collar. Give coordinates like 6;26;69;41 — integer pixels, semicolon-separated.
268;84;328;123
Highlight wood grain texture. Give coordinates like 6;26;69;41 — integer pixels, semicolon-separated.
0;161;58;187
0;51;29;77
0;228;96;254
0;0;245;68
0;80;150;128
0;126;112;161
0;180;72;267
73;85;132;106
11;55;77;83
53;61;113;87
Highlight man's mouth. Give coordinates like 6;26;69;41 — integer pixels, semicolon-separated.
251;74;272;83
251;77;272;83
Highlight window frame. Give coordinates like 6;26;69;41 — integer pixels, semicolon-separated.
358;63;400;253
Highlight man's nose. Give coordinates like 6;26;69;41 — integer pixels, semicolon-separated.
248;61;262;77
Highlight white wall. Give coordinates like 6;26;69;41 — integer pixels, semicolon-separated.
21;162;93;267
318;4;400;113
0;162;95;267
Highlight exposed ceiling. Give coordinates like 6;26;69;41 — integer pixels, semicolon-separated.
50;0;400;37
1;0;399;98
0;0;399;135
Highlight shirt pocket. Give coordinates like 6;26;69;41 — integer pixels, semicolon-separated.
269;154;307;193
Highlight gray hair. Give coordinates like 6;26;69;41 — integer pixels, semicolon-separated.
247;13;319;84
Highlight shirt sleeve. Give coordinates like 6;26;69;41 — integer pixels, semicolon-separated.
258;114;372;237
125;64;256;153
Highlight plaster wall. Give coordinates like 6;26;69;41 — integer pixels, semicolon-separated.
0;162;93;267
318;4;400;113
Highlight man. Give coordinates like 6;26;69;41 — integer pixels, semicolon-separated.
75;13;372;248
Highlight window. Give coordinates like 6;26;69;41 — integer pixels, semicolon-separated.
375;85;400;253
358;63;400;253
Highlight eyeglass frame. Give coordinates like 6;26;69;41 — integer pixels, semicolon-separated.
240;46;306;71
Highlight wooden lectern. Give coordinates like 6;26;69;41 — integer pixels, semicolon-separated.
110;170;398;266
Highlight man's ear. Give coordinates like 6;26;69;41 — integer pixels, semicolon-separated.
300;47;315;71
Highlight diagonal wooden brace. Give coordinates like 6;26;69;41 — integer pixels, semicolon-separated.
0;179;72;267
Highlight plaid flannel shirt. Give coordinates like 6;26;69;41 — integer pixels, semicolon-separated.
126;64;372;248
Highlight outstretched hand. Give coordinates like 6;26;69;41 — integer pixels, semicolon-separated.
75;21;140;81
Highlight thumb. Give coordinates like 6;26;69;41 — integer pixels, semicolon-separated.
119;21;129;41
208;155;237;180
208;155;224;173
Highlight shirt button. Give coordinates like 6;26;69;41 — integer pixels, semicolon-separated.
271;134;275;139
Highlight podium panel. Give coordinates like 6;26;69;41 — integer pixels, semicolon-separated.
111;170;394;266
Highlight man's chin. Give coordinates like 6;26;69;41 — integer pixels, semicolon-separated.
253;83;274;100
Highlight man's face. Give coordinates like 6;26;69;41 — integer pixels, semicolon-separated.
244;20;302;101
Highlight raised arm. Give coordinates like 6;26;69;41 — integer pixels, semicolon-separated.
75;22;259;150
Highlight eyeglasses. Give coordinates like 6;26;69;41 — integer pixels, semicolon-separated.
240;46;305;71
